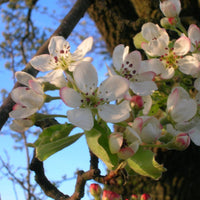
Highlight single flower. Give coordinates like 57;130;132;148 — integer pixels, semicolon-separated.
110;44;157;96
131;116;162;143
60;62;130;130
30;36;93;87
141;23;193;79
109;127;141;160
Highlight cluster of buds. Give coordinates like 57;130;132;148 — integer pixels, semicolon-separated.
89;183;151;200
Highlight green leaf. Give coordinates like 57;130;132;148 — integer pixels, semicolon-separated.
85;122;118;170
32;123;83;161
127;147;166;180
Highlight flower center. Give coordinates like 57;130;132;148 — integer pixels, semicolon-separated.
80;92;106;109
51;45;73;71
119;61;137;80
160;47;181;69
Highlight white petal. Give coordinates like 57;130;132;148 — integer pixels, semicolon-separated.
9;106;38;119
171;99;197;122
189;128;200;146
160;67;175;79
174;36;191;56
178;56;200;76
40;69;67;88
130;81;157;96
67;108;93;130
30;54;54;71
10;119;33;132
109;132;123;154
140;59;165;75
72;37;93;60
15;71;35;86
48;36;69;56
98;76;129;101
29;80;43;95
11;87;44;108
60;87;82;108
188;24;200;46
112;44;127;71
194;78;200;91
124;50;142;73
98;101;130;123
142;22;161;41
73;62;98;94
142;95;152;115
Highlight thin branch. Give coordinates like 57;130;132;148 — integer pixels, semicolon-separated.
0;0;94;131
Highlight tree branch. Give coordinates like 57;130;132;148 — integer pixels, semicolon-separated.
0;0;94;131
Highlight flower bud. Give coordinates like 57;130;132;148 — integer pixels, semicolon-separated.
174;133;190;150
167;133;190;150
89;183;102;197
159;0;181;18
102;190;122;200
140;193;151;200
130;194;139;200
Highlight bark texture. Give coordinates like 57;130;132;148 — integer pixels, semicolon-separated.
88;0;200;199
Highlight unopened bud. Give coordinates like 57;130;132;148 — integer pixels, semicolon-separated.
167;133;190;151
89;183;102;197
131;194;139;200
140;193;151;200
102;190;122;200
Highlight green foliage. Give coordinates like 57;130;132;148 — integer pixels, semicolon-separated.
127;147;166;180
85;122;118;170
30;123;83;161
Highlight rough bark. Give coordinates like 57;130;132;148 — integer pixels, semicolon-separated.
88;0;200;199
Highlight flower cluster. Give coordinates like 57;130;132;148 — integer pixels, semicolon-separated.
8;0;200;190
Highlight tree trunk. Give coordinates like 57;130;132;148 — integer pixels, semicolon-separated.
88;0;200;199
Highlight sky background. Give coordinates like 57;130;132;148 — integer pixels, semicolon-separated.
0;1;111;199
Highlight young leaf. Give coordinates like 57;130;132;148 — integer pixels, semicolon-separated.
32;123;83;161
127;147;166;179
85;122;118;170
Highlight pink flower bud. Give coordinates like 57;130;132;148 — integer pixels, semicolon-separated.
102;190;122;200
125;95;144;108
174;133;190;150
131;194;139;200
89;183;102;197
140;193;151;200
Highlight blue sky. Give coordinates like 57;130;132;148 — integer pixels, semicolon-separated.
0;0;110;199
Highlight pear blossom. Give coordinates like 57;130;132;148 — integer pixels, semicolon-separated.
159;0;181;18
109;127;141;160
110;44;157;96
30;36;93;87
141;22;194;79
60;62;131;131
131;116;162;143
9;72;44;119
167;87;197;123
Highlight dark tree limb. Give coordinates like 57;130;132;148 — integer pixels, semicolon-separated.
0;0;94;131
